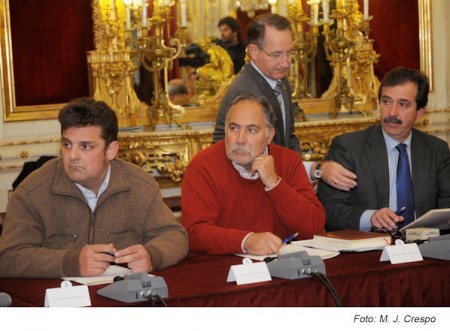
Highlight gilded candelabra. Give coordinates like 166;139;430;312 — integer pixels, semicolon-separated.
129;1;189;131
288;1;320;99
88;0;150;128
321;0;379;118
88;0;190;130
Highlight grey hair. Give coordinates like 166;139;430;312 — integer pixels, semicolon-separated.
225;93;275;130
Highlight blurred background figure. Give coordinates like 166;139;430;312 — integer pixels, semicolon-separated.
215;16;247;74
168;79;191;106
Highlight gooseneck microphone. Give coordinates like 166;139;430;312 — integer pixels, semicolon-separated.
0;292;12;307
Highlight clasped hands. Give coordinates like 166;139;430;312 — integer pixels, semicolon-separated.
79;243;152;276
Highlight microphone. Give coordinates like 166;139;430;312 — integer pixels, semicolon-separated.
0;292;12;307
98;273;169;304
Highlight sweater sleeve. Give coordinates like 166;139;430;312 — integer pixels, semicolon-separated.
265;153;326;239
181;161;251;254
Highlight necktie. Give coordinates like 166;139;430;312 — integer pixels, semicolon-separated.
395;143;415;225
273;81;287;141
273;81;284;104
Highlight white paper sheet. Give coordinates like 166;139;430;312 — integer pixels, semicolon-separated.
62;265;133;286
236;241;339;261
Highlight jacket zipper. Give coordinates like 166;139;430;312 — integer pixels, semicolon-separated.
88;210;96;244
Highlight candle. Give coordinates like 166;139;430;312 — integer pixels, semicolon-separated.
313;3;319;24
142;0;147;26
296;0;303;13
181;0;187;26
126;7;131;29
322;0;329;23
110;0;117;20
364;0;369;19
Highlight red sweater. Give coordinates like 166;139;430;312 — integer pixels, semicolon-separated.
181;140;325;254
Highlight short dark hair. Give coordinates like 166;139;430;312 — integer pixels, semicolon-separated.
218;16;242;40
58;97;118;147
378;66;429;110
226;93;275;129
247;13;292;48
168;82;189;96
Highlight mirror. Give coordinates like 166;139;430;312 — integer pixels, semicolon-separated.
0;0;93;121
1;0;432;122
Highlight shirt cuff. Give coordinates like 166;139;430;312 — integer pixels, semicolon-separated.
241;232;254;253
265;177;281;191
360;210;376;231
303;161;314;183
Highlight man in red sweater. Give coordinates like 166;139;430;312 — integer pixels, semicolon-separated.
181;94;325;255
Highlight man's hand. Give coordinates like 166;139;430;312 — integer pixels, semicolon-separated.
114;244;152;273
79;244;116;276
370;207;404;230
320;161;357;191
251;155;279;189
244;232;282;256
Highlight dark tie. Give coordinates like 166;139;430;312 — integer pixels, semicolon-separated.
273;81;284;104
273;81;287;141
395;143;415;225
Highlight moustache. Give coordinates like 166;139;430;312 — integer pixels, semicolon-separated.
383;116;402;124
231;143;251;154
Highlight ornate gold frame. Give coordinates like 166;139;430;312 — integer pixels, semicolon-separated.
0;0;433;122
0;0;65;121
419;0;433;92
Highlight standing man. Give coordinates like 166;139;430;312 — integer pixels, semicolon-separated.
216;16;247;74
182;94;325;255
213;13;357;191
318;67;450;231
0;97;188;278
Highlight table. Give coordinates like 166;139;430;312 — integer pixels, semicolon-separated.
0;251;449;307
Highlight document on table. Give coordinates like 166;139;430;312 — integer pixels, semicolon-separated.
298;237;387;252
62;265;133;286
236;240;339;261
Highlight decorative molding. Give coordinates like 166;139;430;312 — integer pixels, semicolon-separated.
418;0;433;92
1;109;448;175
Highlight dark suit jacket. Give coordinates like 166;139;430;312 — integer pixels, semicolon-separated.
212;63;301;153
318;124;450;231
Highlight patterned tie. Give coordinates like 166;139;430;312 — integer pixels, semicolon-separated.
273;81;284;104
273;81;287;141
395;143;415;225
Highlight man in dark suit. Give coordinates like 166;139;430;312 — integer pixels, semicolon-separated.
213;13;357;191
318;67;450;232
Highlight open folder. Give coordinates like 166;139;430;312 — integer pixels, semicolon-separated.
400;208;450;232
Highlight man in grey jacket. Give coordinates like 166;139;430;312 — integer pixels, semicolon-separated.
213;13;357;191
0;98;188;278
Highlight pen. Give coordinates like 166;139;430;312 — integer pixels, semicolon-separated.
103;233;115;257
395;206;406;215
282;232;298;244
